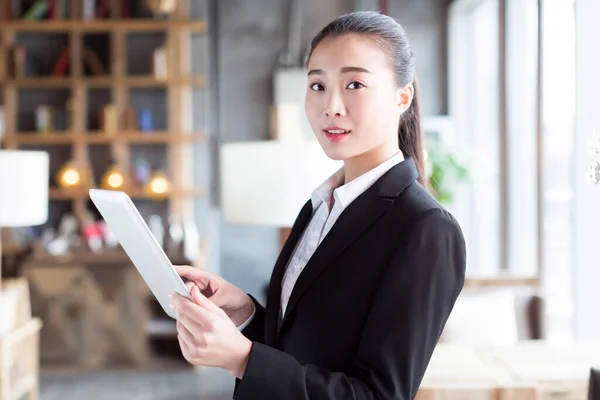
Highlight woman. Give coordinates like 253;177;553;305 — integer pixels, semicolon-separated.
169;10;466;400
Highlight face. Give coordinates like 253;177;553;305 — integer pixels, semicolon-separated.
305;33;413;164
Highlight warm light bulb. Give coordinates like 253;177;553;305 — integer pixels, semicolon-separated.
62;168;80;186
150;176;169;194
102;165;126;190
107;172;124;188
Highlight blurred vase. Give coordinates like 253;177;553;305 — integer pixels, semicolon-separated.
145;0;177;17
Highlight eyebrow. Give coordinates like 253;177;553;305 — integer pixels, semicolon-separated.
307;66;372;76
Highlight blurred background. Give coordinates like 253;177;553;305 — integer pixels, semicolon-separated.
0;0;599;399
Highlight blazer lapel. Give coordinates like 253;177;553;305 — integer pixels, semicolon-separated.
279;158;420;331
264;200;313;346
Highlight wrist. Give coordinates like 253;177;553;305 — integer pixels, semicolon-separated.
227;337;253;379
232;295;255;326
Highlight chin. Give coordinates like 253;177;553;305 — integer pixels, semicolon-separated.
319;145;355;162
313;133;357;161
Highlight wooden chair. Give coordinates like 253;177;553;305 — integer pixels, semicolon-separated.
0;278;42;400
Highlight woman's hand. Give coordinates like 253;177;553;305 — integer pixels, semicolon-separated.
170;286;253;379
174;265;254;326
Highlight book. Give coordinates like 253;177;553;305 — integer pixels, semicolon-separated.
22;0;49;20
84;47;105;75
152;46;168;79
82;0;95;20
100;105;118;134
36;105;54;133
51;46;69;76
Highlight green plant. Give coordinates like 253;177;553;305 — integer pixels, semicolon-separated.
426;137;470;205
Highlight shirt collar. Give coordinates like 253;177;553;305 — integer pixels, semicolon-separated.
310;151;405;211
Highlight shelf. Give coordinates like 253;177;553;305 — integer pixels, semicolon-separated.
3;76;207;88
48;187;84;200
14;133;75;144
86;132;207;143
126;76;207;88
13;131;207;144
2;20;207;33
30;248;190;266
2;76;72;88
49;186;206;200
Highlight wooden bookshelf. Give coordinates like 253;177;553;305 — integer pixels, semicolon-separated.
0;0;208;226
85;131;207;144
0;0;213;368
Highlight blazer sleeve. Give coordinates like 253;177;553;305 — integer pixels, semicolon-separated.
239;294;266;344
233;208;466;400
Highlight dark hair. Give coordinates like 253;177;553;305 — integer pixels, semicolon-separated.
307;11;428;188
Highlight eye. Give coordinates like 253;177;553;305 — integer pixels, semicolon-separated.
310;82;324;91
347;81;365;90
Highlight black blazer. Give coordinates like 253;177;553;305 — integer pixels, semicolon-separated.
233;158;466;400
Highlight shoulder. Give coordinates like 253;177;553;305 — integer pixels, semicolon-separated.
380;181;467;273
383;182;467;281
390;181;462;233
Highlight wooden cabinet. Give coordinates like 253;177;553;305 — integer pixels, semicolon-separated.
20;249;193;370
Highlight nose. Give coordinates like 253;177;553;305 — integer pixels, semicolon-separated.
324;90;345;117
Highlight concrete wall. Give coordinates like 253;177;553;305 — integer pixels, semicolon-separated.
390;0;448;115
215;0;449;302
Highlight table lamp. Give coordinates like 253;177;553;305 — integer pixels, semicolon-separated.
0;150;49;290
220;141;341;245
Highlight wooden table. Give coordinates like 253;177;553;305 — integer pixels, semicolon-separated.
417;341;600;400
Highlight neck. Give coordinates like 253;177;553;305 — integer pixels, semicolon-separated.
343;142;400;184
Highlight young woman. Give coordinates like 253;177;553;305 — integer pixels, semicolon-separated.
169;10;466;400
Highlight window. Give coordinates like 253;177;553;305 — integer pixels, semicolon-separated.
540;0;575;341
448;0;501;277
448;0;576;339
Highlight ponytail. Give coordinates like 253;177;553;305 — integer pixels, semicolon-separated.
398;77;428;189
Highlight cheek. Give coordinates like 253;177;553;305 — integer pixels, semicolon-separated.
305;94;321;123
348;92;398;141
346;93;377;126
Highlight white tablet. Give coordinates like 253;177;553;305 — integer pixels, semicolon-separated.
89;189;190;319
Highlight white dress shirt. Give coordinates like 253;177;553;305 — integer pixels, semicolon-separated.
238;151;405;330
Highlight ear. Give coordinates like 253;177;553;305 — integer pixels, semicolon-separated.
396;83;414;114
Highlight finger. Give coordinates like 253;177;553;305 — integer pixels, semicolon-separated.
177;329;194;362
177;318;198;346
174;265;215;283
174;265;215;295
191;285;223;315
177;310;206;344
185;281;196;294
172;291;214;329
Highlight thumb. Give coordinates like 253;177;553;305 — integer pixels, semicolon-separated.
191;285;221;314
190;285;202;304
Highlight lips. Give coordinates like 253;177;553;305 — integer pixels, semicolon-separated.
323;126;351;142
323;126;351;134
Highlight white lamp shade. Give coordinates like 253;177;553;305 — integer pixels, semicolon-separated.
0;150;49;227
220;141;342;227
